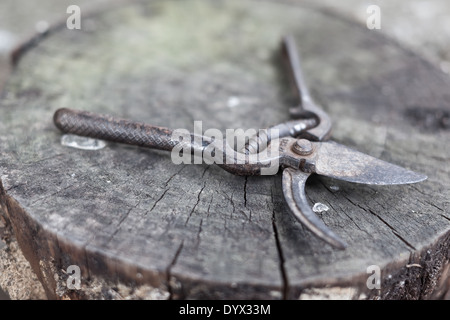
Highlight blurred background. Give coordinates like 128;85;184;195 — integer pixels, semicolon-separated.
0;0;449;300
1;0;449;93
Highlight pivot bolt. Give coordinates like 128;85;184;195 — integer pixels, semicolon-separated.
292;139;313;156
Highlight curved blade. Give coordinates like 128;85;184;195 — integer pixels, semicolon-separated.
312;141;427;185
282;168;347;250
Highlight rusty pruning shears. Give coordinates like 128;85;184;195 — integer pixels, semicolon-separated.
53;35;427;250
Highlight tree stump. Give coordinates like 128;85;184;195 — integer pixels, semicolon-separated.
0;0;449;299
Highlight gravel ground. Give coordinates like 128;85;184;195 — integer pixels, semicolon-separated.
0;0;449;300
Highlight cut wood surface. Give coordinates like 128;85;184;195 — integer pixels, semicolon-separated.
0;0;449;299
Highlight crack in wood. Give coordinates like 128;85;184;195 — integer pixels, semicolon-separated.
270;187;288;299
184;183;206;226
29;185;73;206
326;200;368;234
206;195;213;219
244;176;248;208
164;165;186;188
343;193;417;251
425;200;445;212
193;218;203;251
230;191;236;219
5;185;20;192
106;199;141;245
409;184;437;198
148;188;170;213
368;209;417;251
200;166;209;179
271;213;288;300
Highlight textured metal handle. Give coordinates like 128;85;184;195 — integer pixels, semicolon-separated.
244;119;317;154
53;108;179;151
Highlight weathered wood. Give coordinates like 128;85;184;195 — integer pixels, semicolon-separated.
0;0;449;299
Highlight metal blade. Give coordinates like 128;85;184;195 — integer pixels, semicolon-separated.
311;141;427;185
282;168;347;250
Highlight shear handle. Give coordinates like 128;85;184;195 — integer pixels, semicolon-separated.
281;35;332;141
54;108;300;176
282;168;347;250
